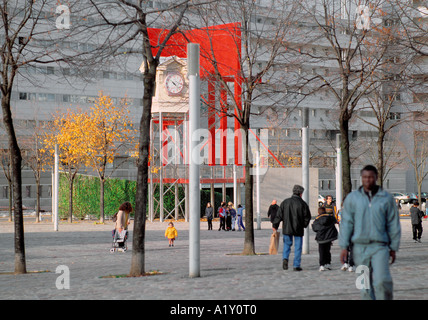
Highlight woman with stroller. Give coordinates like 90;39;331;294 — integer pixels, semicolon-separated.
114;202;133;250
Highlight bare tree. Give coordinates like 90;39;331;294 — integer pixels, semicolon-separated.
0;148;13;221
0;0;73;273
294;0;416;198
400;117;428;210
21;122;52;222
88;0;214;276
189;0;301;254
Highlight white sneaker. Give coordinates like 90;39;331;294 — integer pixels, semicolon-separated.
319;265;326;271
341;263;349;271
324;264;332;270
348;266;355;272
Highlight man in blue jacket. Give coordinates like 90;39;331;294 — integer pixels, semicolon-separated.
273;185;311;271
339;165;401;300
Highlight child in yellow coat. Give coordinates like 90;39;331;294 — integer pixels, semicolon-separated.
165;222;178;247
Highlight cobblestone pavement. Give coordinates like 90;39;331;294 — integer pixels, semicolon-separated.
0;217;427;301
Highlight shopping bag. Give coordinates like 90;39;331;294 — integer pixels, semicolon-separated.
269;231;280;255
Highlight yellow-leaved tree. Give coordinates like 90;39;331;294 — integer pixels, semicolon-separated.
44;109;89;223
83;92;137;223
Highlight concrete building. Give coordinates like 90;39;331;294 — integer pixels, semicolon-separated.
0;0;426;215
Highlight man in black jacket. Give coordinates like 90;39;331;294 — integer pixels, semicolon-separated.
267;199;279;230
410;201;424;243
273;185;312;271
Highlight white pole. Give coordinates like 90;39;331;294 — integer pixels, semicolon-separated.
54;144;59;231
188;43;200;278
302;109;309;254
256;151;261;230
336;134;343;212
233;164;237;207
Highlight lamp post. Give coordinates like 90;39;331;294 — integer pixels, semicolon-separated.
53;144;59;231
336;134;343;212
188;43;201;278
302;109;309;254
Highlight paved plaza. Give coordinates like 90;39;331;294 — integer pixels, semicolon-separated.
0;215;427;301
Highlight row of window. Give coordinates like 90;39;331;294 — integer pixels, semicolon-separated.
18;92;139;106
22;65;143;82
1;185;51;199
319;178;393;191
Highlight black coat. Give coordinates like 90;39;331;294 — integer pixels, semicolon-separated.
272;194;311;237
267;204;279;223
410;207;424;225
311;213;338;244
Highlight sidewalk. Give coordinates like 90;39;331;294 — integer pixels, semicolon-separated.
0;218;427;300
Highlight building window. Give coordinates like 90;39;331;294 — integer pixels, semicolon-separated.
25;186;31;198
389;112;401;120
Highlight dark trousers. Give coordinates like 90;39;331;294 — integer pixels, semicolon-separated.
219;216;225;230
318;241;332;266
226;215;232;230
413;223;423;240
345;244;355;266
207;218;213;230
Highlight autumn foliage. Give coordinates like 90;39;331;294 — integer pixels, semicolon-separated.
44;92;137;222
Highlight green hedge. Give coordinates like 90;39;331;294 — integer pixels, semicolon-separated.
59;173;229;220
59;173;136;220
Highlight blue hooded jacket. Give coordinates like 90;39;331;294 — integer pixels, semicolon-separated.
339;186;401;252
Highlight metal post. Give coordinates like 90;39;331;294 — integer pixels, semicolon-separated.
188;43;201;278
233;164;237;206
54;144;59;231
51;168;54;223
336;134;343;212
159;112;164;223
256;151;261;230
149;118;154;222
302;109;309;254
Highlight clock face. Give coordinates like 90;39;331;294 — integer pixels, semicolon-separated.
165;73;185;95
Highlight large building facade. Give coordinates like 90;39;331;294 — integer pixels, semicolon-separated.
0;0;426;213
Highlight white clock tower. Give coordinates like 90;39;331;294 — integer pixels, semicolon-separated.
152;56;189;113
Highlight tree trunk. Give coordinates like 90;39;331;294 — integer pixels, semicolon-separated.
129;64;157;277
35;178;41;223
242;124;255;255
2;93;26;274
377;130;385;187
68;176;74;223
8;180;13;222
100;177;105;223
339;113;352;198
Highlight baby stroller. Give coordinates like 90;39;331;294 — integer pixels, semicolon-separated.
110;229;128;253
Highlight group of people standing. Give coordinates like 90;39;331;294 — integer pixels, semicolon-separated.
205;202;245;231
267;165;402;300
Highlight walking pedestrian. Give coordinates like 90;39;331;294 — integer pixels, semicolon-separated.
229;202;237;231
272;185;312;271
410;201;424;243
225;203;232;231
236;204;245;231
323;195;338;222
267;199;279;230
339;165;401;300
205;202;214;230
218;202;226;231
165;222;178;247
113;202;133;250
312;207;338;271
